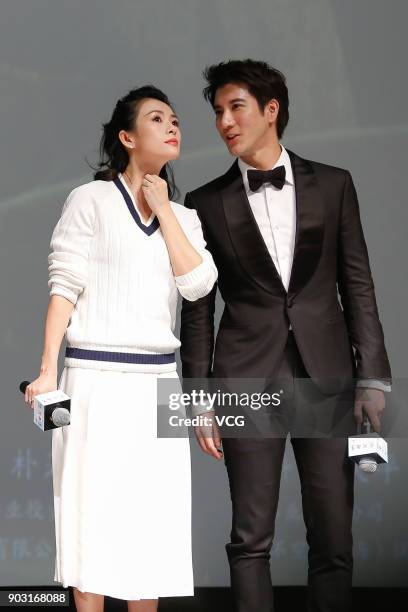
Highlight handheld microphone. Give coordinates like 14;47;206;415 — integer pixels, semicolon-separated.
348;414;388;472
19;380;71;431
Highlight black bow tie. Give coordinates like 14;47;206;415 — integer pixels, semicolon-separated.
247;165;286;192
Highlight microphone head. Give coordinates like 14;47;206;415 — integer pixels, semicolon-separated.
51;407;71;427
358;458;378;473
19;381;30;394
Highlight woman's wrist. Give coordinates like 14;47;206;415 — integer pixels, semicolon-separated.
40;357;58;376
155;201;173;222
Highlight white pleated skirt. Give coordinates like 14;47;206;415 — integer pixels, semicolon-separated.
52;366;193;601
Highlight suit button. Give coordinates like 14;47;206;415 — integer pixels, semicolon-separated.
287;299;293;308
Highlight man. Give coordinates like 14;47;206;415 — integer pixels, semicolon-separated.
180;59;391;612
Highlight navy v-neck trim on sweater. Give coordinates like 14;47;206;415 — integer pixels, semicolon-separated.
113;176;160;236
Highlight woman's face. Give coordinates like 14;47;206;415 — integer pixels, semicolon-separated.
122;98;181;166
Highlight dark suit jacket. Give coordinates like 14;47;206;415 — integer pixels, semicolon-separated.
180;149;391;392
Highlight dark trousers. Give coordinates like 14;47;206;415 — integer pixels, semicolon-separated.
221;332;355;612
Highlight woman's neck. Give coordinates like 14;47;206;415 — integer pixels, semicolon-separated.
123;160;161;220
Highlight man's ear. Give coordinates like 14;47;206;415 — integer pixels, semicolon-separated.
266;98;279;126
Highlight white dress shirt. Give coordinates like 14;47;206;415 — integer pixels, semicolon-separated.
237;146;390;393
238;145;295;292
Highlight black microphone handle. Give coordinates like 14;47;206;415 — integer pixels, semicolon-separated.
19;381;31;394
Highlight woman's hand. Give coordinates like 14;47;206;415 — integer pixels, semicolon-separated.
141;174;170;216
24;373;58;409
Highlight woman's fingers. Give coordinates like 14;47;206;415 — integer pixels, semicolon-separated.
25;385;34;407
143;174;166;187
143;174;157;184
23;375;57;409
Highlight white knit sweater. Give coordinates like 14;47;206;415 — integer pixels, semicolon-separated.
48;174;218;372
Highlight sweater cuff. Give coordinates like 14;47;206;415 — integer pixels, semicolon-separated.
174;255;217;301
49;284;78;305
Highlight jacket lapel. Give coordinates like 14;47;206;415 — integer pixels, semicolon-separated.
221;151;325;299
286;149;325;299
221;160;286;296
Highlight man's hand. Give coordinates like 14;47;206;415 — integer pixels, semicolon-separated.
354;387;385;433
194;410;223;460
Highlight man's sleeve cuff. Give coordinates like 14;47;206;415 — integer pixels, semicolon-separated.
190;403;215;418
356;379;392;392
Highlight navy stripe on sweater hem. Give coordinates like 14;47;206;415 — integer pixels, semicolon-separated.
65;347;175;364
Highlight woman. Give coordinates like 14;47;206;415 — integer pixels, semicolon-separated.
24;85;217;611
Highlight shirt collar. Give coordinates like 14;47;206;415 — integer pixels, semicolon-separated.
237;144;294;193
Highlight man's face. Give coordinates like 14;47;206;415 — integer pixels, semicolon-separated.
213;83;272;158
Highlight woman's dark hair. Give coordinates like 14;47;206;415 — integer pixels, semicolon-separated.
202;59;289;139
92;85;179;200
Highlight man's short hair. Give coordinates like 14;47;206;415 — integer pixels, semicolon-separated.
202;59;289;139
